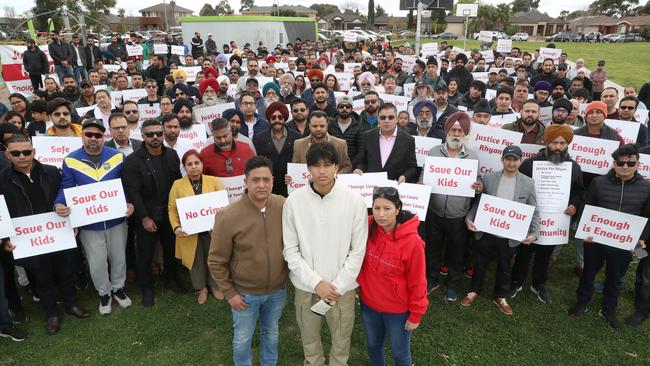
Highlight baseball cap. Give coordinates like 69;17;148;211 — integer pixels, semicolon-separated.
80;80;93;88
502;145;522;159
81;118;106;133
435;83;448;92
415;80;428;88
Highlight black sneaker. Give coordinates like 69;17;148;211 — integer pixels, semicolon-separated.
568;302;589;318
164;280;187;295
530;284;551;304
509;283;523;299
9;309;26;324
427;281;440;294
142;288;155;308
599;310;622;329
625;311;649;327
0;324;27;341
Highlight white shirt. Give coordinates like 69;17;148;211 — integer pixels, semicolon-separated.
164;138;194;176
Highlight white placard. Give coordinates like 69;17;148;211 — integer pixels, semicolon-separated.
171;45;185;56
121;88;147;103
153;43;168;54
480;50;494;63
352;98;366;114
413;136;442;167
76;105;95;117
487;112;517;128
638;153;650;181
179;66;202;82
496;39;512;54
111;91;123;108
568;135;619;175
378;94;410;112
539;106;553;125
344;33;357;43
474;194;536;242
343;63;362;73
219;175;246;202
403;83;416;98
420;43;438;57
485;88;497;102
520;143;544;159
422;156;478;197
532;161;572;212
333;72;354;91
536;212;571;245
63;179;128;228
126;44;143;57
138;103;161;120
576;205;648;250
538;47;562;64
396;183;432;221
478;31;493;43
0;196;14;238
194;102;236;130
336;172;388;207
32;136;83;169
178;124;208;151
176;190;229;235
468;122;523;175
10;213;76;260
287;163;311;194
471;72;489;83
103;64;121;72
605;119;641;145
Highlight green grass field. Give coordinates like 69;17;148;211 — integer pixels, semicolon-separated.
394;38;650;89
3;244;650;365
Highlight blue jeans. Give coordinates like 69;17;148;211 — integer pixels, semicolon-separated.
73;66;88;84
360;301;412;366
231;288;286;366
55;64;73;83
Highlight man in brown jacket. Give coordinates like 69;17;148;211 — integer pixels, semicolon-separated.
208;156;288;366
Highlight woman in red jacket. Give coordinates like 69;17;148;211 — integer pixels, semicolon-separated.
357;187;428;366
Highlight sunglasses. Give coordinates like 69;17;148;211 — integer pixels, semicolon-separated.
8;149;32;157
124;110;139;114
615;160;637;167
52;111;70;117
338;105;352;110
270;115;285;121
620;106;636;110
379;115;396;121
83;132;104;139
144;131;163;138
364;99;378;105
373;186;399;198
225;157;233;174
292;108;306;113
145;85;157;89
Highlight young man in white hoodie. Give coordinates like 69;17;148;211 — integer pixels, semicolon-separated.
283;141;368;366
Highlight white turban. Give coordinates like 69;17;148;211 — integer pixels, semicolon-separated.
217;75;230;86
358;71;376;86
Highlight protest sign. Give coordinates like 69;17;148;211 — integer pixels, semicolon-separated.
121;88;147;103
138;103;161;120
413;136;442;166
103;64;121;73
176;190;229;235
497;39;512;53
467;123;522;174
395;183;432;221
378;94;410;112
153;43;168;54
219;175;246;202
403;83;416;98
423;156;478;197
576;205;648;250
485;88;497;102
178;124;208;151
171;45;185;55
478;31;493;43
472;72;489;83
337;172;388;207
480;50;494;63
487;112;516;128
639;153;650;180
536;213;571;245
0;196;14;238
568;135;619;175
179;66;201;82
604;119;641;145
344;33;357;43
126;44;143;57
194;103;235;131
343;63;362;73
76;105;95;118
520;143;544;159
286;163;311;194
538;47;562;64
32;136;83;169
110;91;123;108
352;99;365;114
532;161;573;245
539;106;553;125
333;72;354;91
64;179;127;228
11;213;76;260
474;194;536;241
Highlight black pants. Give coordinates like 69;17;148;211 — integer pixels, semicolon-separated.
136;215;178;290
126;216;137;270
0;252;22;315
634;257;650;314
511;244;555;287
576;242;631;314
29;74;43;91
470;234;515;299
31;251;76;318
424;213;468;290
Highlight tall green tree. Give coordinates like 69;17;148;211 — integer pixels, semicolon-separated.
199;4;216;16
239;0;254;13
215;0;233;15
407;9;413;30
590;0;640;17
375;4;386;17
367;0;375;29
309;4;340;17
640;0;650;14
510;0;540;13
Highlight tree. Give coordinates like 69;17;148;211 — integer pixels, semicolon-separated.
341;1;360;14
4;6;16;18
468;3;512;33
387;16;407;33
589;0;640;17
367;0;375;29
199;4;216;16
431;8;447;34
638;0;650;14
510;0;540;13
239;0;254;13
558;10;570;19
276;9;297;16
375;4;386;17
117;8;125;17
407;9;413;30
309;4;340;17
215;0;233;15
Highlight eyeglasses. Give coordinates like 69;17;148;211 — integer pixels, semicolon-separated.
52;111;70;117
615;160;637;167
83;132;104;139
124;110;139;114
241;101;255;106
364;99;378;104
553;108;569;114
292;108;306;113
225;157;233;174
144;131;163;138
378;115;396;121
8;150;32;157
620;106;636;110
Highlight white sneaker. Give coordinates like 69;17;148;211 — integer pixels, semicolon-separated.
113;289;132;309
99;294;112;315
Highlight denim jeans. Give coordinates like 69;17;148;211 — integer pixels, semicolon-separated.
73;66;88;83
360;301;412;366
231;288;286;366
54;65;73;83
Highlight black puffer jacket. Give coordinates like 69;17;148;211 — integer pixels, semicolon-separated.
328;112;363;164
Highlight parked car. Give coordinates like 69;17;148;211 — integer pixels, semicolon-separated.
624;32;644;42
545;31;580;42
472;30;508;41
511;32;529;41
398;30;415;38
437;32;459;40
602;33;625;43
345;29;373;42
584;32;603;42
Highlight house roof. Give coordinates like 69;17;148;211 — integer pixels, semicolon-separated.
445;15;466;23
512;9;566;24
619;15;650;26
139;3;193;13
320;12;365;22
243;5;315;13
569;15;617;26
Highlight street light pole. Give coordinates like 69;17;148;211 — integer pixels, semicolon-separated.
163;0;169;31
415;1;423;55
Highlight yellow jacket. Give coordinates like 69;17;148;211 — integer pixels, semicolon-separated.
168;175;224;269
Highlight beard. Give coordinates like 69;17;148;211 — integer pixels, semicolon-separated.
446;135;468;150
416;119;432;129
281;86;292;96
65;86;77;94
264;97;278;108
179;116;193;129
436;97;447;105
203;96;217;106
394;66;402;73
338;110;350;119
552;115;567;124
547;147;569;164
520;116;536;126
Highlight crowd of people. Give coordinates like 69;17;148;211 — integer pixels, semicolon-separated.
2;28;650;365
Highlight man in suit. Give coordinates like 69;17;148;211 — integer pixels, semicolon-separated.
105;113;143;156
253;102;301;197
353;103;419;183
291;110;352;173
462;145;540;315
84;35;101;72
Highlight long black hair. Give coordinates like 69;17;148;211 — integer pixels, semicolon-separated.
371;186;415;239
